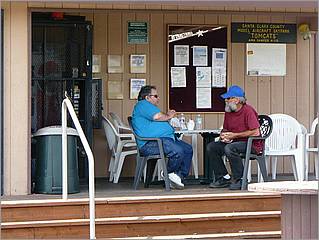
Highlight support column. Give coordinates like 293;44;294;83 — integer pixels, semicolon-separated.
4;2;30;195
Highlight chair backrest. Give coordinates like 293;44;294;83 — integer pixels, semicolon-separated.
127;116;144;154
127;116;140;143
300;124;307;134
266;113;303;151
258;115;273;138
102;115;118;152
109;112;127;130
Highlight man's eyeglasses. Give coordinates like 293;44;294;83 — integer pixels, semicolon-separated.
149;94;159;98
226;97;235;100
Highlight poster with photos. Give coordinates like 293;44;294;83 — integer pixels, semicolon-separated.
130;78;146;99
193;46;208;66
130;54;146;73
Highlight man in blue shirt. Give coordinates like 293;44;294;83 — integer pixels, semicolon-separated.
132;85;193;189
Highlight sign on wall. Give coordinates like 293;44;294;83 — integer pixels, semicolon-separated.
232;23;296;43
246;43;286;76
128;22;148;44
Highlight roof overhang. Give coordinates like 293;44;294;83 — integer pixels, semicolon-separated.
55;0;318;8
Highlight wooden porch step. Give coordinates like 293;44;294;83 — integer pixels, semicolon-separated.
114;230;281;239
2;192;281;222
1;211;281;239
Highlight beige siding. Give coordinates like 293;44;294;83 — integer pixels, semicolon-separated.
3;2;31;195
3;1;317;194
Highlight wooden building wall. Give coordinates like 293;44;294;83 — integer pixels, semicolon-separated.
29;3;317;178
84;8;317;178
4;2;318;184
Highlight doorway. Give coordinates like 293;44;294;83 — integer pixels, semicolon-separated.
31;12;93;179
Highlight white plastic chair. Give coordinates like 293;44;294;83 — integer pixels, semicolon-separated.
109;112;131;132
109;112;165;183
305;117;318;180
102;115;137;183
265;114;304;181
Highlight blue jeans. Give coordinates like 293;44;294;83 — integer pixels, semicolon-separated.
140;137;193;179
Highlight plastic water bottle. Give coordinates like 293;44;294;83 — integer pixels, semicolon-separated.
195;114;202;130
179;113;187;130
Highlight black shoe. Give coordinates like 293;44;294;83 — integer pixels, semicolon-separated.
229;179;242;190
209;178;231;188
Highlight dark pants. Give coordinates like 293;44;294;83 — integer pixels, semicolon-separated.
206;141;251;181
140;137;193;179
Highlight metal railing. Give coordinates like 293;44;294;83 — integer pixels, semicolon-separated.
62;96;96;239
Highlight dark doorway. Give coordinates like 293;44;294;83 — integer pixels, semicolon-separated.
31;13;93;179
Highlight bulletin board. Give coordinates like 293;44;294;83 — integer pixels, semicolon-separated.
168;25;228;113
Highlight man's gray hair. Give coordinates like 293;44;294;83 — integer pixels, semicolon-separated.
238;96;246;104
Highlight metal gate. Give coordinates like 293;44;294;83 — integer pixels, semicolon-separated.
31;13;93;178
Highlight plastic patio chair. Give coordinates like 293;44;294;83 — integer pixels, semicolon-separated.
241;115;273;190
305;117;318;180
265;114;305;181
128;116;170;191
109;112;132;132
102;115;137;183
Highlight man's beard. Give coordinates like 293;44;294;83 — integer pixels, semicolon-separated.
225;102;237;112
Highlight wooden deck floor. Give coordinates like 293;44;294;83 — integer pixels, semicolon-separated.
1;176;288;239
1;174;303;201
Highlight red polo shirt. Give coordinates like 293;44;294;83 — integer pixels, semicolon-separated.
223;104;263;153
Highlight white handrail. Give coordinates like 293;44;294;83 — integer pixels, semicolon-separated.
62;97;96;239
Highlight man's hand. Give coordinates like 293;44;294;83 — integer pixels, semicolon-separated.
220;132;233;143
153;109;176;121
167;109;176;118
220;128;260;142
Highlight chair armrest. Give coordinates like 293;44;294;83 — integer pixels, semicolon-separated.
118;125;132;131
119;133;134;138
118;133;135;141
305;132;315;149
134;135;161;141
134;135;166;158
245;136;266;156
247;136;266;141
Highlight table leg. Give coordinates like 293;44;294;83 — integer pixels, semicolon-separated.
191;134;198;179
201;133;219;183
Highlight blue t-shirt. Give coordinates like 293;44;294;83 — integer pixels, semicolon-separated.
132;100;175;148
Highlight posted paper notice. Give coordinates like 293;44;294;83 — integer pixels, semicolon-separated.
171;67;186;88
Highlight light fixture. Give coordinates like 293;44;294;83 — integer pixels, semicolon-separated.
298;23;311;40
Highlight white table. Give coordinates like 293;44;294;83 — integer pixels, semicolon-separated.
248;181;318;239
175;129;221;179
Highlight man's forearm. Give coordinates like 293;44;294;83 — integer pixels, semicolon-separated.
222;128;260;140
154;112;173;121
233;129;260;138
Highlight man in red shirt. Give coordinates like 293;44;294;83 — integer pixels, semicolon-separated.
207;85;261;190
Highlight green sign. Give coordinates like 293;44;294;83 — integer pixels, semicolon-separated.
231;23;296;43
128;22;148;44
